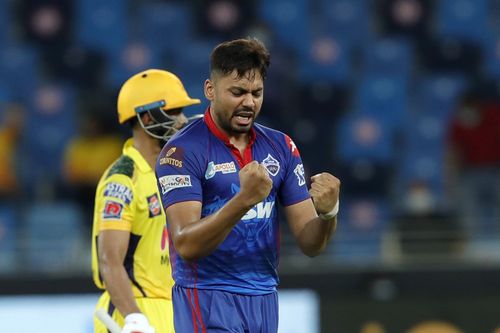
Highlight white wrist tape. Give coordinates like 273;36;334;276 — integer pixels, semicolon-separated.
319;200;339;220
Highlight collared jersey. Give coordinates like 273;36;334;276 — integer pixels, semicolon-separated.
155;110;310;295
92;138;174;299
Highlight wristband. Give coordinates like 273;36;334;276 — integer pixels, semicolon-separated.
319;200;339;220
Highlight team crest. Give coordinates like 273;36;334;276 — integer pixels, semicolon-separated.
262;154;280;176
147;194;161;217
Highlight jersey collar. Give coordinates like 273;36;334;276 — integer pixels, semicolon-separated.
204;107;256;168
123;138;151;173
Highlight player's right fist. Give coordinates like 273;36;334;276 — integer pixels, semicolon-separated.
122;313;155;333
238;161;273;206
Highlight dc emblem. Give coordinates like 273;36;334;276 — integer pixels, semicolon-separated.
262;154;280;176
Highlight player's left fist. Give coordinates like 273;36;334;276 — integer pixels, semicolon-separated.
309;172;340;215
122;313;155;333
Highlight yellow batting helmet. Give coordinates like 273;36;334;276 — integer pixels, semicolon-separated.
117;69;201;124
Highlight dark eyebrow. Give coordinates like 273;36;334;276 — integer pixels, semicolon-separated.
229;86;263;93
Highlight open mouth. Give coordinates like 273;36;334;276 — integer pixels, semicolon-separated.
233;112;254;126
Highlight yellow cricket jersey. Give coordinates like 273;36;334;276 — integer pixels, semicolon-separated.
91;138;173;299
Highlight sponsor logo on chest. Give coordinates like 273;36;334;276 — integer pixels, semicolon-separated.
205;161;237;179
242;201;275;220
147;193;162;217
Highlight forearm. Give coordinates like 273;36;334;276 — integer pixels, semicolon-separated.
174;194;253;261
100;263;140;316
296;216;337;257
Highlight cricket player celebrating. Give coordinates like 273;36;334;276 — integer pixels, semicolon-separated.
156;38;341;332
91;69;200;333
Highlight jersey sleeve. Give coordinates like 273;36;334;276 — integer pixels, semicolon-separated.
155;143;203;210
278;134;311;206
94;174;136;232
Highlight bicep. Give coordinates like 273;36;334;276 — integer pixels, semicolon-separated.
166;201;202;237
283;198;317;238
98;230;130;265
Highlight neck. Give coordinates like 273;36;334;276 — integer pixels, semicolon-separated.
132;129;161;169
229;133;249;152
209;107;250;152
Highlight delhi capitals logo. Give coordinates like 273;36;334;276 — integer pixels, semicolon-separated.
262;154;280;177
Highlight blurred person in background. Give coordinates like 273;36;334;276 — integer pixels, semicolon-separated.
0;103;25;202
91;69;200;333
156;38;341;333
62;109;123;234
445;93;500;237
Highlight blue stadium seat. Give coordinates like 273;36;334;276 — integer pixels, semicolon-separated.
297;34;352;84
317;0;372;44
107;40;164;89
336;112;397;164
436;0;490;43
137;2;193;53
0;0;12;48
413;74;468;117
354;74;409;127
170;38;213;81
0;205;17;273
330;198;390;262
481;33;500;79
22;83;76;183
398;148;445;202
258;0;310;53
404;112;448;156
23;202;83;272
75;0;127;56
362;37;414;79
168;38;214;115
0;46;39;103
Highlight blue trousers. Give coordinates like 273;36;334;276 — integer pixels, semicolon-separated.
172;285;279;333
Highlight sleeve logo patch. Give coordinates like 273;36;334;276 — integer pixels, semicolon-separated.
147;193;162;217
159;175;192;194
102;200;124;220
294;164;306;186
104;182;133;204
262;154;280;177
159;146;184;168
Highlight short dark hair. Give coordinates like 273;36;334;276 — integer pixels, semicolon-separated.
210;38;271;80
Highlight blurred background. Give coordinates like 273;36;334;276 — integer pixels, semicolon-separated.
0;0;499;332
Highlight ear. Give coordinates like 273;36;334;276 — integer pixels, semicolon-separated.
204;79;214;101
140;112;153;125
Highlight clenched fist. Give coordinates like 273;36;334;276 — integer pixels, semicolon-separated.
309;172;341;215
238;161;273;206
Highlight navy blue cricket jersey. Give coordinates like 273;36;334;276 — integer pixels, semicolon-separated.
155;109;310;295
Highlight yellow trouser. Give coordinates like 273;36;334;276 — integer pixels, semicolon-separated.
94;291;174;333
